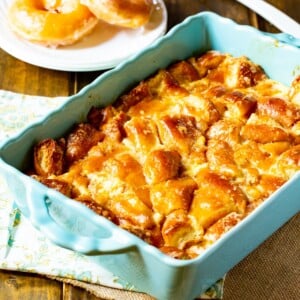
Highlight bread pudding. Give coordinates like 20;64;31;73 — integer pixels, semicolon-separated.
29;51;300;259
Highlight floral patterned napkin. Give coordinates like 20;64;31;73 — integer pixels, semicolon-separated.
0;90;224;299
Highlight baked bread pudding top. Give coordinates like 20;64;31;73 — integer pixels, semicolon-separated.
30;51;300;259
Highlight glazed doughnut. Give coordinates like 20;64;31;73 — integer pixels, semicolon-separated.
81;0;153;28
8;0;98;47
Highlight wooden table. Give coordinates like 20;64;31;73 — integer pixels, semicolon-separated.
0;1;299;299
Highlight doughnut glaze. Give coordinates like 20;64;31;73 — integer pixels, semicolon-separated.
81;0;153;28
8;0;98;47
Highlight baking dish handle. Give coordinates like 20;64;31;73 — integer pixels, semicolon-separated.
262;32;300;48
26;183;136;255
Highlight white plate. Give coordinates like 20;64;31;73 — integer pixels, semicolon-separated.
0;0;167;71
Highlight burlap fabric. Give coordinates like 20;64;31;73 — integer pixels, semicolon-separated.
224;213;299;300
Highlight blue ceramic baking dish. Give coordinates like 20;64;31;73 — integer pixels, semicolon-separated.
1;12;300;300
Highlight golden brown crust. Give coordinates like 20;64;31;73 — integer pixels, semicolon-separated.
191;170;247;228
34;138;65;176
65;123;104;164
143;149;181;184
150;177;197;216
29;51;300;259
206;139;240;178
162;209;203;250
157;115;204;154
240;123;291;143
257;97;300;127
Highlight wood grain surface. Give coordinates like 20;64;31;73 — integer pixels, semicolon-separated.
0;0;299;299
